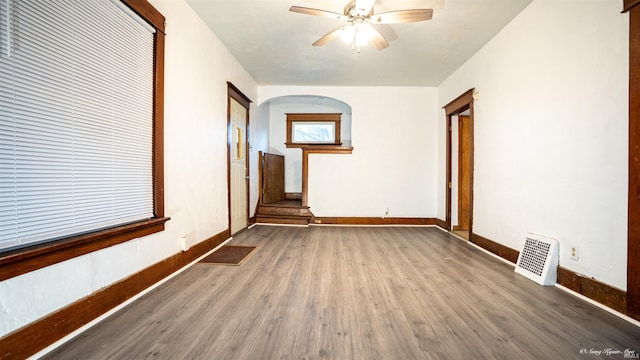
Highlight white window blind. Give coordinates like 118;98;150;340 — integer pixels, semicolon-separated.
0;0;155;251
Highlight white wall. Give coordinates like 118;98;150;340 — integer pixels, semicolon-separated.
266;96;352;193
0;0;258;338
259;86;440;218
438;0;629;289
252;101;271;213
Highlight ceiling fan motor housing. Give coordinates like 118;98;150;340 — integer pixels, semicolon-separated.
344;1;374;18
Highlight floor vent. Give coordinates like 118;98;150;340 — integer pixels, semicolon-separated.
515;233;558;286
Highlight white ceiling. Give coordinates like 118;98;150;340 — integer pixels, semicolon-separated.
185;0;532;86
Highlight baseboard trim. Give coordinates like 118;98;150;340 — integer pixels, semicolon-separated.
0;228;230;360
555;284;640;327
469;232;636;321
435;218;447;230
470;232;520;264
314;217;438;226
557;266;629;316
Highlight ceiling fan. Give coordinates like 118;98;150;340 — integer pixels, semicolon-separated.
289;0;434;52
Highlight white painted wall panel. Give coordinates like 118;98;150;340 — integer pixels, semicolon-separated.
438;0;628;289
267;96;352;193
251;102;271;215
259;87;439;218
0;0;258;338
0;257;92;336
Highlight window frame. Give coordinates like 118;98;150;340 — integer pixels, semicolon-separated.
0;0;168;282
285;113;342;148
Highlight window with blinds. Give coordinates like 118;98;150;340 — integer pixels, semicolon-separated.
0;0;156;252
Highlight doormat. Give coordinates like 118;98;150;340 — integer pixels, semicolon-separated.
199;245;257;266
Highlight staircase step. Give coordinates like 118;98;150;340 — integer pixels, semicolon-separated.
257;207;299;216
257;204;310;217
256;214;309;225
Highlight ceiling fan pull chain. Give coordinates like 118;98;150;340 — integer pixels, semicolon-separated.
352;25;358;51
351;24;360;54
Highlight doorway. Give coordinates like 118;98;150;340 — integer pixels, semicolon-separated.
444;89;475;240
451;112;472;240
227;82;252;235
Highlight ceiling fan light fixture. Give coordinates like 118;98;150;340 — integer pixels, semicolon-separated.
290;0;433;51
339;23;373;51
340;24;372;43
356;23;374;46
340;26;356;43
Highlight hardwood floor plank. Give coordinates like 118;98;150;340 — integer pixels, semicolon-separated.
43;226;640;360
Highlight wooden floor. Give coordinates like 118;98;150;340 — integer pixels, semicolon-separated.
451;230;469;241
44;226;640;359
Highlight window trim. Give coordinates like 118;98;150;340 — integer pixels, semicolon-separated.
0;0;168;282
285;113;342;148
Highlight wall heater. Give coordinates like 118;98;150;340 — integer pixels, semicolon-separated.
515;233;559;286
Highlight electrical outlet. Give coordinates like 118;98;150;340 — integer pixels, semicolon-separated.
385;207;389;216
570;245;578;261
179;236;189;252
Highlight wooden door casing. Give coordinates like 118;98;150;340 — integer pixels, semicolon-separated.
444;89;475;233
625;0;640;319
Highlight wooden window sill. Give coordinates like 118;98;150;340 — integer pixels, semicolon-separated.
302;145;354;154
0;217;170;281
285;142;343;148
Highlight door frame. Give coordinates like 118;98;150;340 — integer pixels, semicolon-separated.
444;89;475;235
624;0;640;319
227;82;252;234
453;114;472;234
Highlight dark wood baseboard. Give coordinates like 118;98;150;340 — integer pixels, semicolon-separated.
435;218;447;230
557;267;629;316
469;233;636;321
248;216;256;226
470;233;520;264
0;229;230;360
314;217;438;226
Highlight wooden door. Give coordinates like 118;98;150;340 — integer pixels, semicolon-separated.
457;115;471;231
262;153;285;204
230;97;248;234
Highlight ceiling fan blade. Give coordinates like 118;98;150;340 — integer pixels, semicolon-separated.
312;26;347;46
367;26;389;50
289;6;348;20
371;23;398;42
371;9;433;24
